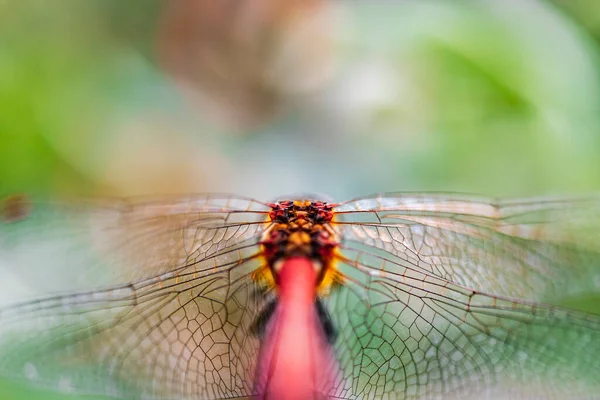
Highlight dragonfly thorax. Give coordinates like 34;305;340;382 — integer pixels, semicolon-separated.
260;200;340;286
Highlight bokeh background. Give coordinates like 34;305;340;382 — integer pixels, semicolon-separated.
2;0;600;398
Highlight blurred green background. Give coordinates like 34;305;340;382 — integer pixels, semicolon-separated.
2;0;600;398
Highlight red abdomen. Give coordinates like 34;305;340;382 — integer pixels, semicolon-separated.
254;257;338;399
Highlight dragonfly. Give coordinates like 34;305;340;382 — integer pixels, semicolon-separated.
1;192;600;399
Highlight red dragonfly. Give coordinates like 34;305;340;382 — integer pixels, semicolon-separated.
1;193;600;399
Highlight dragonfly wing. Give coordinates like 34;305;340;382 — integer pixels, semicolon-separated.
0;251;264;399
334;193;600;302
0;194;269;296
0;194;271;399
325;257;600;399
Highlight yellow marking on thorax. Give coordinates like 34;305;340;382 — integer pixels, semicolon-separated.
251;263;276;288
316;248;344;296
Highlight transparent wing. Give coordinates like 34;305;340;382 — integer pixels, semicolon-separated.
0;194;270;295
0;194;271;399
333;193;600;302
326;250;600;399
0;252;264;399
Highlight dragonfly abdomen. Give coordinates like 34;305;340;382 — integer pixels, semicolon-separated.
250;297;338;345
253;257;337;400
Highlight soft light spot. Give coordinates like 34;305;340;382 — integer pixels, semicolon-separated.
24;362;38;381
58;376;74;393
